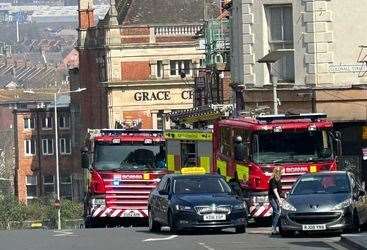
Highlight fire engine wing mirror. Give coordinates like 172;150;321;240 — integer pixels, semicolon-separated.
234;142;246;162
81;146;89;169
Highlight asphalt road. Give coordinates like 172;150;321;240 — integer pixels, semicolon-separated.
0;226;353;250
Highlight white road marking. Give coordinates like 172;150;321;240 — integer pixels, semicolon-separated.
53;230;76;237
198;242;215;250
142;235;178;242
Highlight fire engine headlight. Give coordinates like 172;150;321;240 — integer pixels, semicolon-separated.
175;204;192;211
281;200;297;211
91;198;105;206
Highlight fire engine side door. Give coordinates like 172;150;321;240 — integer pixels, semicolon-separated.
233;128;251;183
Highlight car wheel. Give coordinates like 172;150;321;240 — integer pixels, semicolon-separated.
351;212;361;233
148;210;161;232
279;225;293;237
235;224;246;234
84;217;98;228
168;211;178;233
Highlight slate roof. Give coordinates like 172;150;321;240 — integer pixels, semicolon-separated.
0;88;53;104
116;0;220;25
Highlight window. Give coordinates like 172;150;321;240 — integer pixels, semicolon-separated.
42;115;53;129
156;60;163;78
24;139;36;156
59;115;70;129
266;5;294;82
60;138;71;155
43;175;55;195
42;138;54;155
24;117;34;130
26;175;37;200
220;127;232;157
170;60;191;76
181;142;197;167
61;175;72;199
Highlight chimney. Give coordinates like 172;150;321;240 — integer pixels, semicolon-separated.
77;0;95;49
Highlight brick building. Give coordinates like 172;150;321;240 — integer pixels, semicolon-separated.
75;0;219;133
13;96;83;203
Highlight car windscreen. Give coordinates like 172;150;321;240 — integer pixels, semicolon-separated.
173;177;232;194
291;174;350;195
94;143;166;171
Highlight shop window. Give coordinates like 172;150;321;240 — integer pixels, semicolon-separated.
43;175;55;195
157;110;164;130
61;175;72;199
24;117;34;130
266;5;294;82
181;142;197;167
60;138;71;155
170;60;191;76
220;127;232;157
26;175;37;201
42;138;54;155
42;115;53;129
24;139;36;156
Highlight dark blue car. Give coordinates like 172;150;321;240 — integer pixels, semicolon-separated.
148;174;247;233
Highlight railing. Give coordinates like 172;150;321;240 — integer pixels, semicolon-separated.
154;25;202;36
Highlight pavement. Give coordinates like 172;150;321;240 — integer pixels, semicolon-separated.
340;233;367;250
0;226;354;250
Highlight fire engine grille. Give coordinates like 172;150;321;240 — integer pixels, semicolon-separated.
104;179;158;209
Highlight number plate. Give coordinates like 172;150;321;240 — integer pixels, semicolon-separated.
203;214;226;221
302;224;326;231
122;210;143;218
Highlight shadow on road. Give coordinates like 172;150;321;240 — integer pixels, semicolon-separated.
288;241;333;249
135;227;238;236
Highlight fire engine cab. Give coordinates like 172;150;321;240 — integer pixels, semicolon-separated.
81;129;167;227
213;113;342;220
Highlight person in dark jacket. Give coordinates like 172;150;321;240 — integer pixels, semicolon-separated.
268;166;283;235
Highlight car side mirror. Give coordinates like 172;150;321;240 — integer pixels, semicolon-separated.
359;190;366;197
159;190;169;196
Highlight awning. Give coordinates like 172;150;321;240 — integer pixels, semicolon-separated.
257;49;294;64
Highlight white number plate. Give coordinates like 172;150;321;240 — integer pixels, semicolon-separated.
203;214;226;221
122;210;143;218
302;224;326;231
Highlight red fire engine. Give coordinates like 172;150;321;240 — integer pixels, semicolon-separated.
213;113;342;220
81;129;167;227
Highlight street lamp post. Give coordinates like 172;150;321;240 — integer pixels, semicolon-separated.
24;88;86;230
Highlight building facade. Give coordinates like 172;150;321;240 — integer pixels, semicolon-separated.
76;0;219;132
229;0;367;178
13;104;82;203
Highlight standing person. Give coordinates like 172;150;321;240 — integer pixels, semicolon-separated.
268;166;283;235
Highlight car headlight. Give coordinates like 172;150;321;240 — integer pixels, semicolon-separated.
233;202;247;210
91;198;105;206
175;204;192;211
333;199;352;210
281;201;297;212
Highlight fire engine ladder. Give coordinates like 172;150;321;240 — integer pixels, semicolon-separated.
168;104;233;125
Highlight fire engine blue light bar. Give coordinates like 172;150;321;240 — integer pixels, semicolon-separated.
256;113;327;122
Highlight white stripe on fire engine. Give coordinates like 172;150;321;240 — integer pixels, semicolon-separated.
92;206;104;217
249;206;256;214
100;208;112;217
142;210;148;216
253;206;266;217
264;207;273;217
111;209;122;217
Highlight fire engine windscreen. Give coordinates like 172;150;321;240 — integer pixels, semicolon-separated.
94;143;166;170
253;130;332;164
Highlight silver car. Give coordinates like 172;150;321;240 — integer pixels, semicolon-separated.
279;171;367;236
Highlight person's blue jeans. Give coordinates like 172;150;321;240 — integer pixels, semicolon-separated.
270;198;281;230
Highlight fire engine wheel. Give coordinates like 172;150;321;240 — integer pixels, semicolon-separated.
85;217;99;228
148;210;161;232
